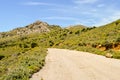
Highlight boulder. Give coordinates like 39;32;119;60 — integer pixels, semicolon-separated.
105;53;113;58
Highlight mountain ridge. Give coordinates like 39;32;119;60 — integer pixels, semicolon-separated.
0;20;50;38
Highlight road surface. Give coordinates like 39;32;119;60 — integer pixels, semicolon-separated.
30;48;120;80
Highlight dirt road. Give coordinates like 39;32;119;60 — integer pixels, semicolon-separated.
30;48;120;80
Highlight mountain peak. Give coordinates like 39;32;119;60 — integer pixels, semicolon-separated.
32;20;48;25
16;20;50;35
26;20;49;29
0;20;50;38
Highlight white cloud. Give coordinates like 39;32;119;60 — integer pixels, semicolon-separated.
48;8;68;13
41;16;79;21
94;11;120;26
21;1;120;27
74;0;98;4
22;1;53;6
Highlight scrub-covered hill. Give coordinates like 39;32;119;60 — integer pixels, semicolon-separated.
0;19;120;80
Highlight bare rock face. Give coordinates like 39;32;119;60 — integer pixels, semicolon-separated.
105;53;113;58
0;20;50;38
16;20;50;35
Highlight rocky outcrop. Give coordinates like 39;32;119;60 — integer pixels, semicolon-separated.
0;20;50;38
16;20;50;35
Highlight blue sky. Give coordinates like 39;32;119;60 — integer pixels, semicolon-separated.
0;0;120;32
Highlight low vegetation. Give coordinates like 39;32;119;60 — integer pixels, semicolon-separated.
0;19;120;79
0;47;47;80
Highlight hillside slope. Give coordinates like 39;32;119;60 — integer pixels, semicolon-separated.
55;19;120;58
0;19;120;79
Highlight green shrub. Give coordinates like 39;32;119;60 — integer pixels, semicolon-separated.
2;67;29;80
31;42;38;48
0;55;4;60
113;51;120;59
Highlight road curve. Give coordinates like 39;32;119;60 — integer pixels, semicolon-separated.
30;48;120;80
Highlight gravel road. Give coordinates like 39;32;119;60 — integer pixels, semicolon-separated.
30;48;120;80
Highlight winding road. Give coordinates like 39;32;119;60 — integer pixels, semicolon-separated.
30;48;120;80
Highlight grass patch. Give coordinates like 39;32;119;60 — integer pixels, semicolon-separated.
0;47;47;80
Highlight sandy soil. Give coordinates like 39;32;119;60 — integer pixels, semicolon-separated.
30;48;120;80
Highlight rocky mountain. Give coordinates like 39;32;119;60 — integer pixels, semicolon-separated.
0;20;50;38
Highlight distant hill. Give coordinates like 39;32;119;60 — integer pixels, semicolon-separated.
0;20;50;38
66;25;87;32
66;24;86;29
